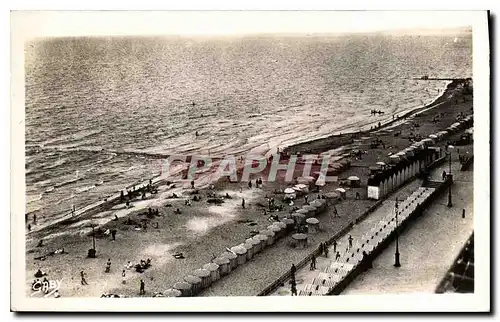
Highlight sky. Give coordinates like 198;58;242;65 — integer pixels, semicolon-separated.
11;11;478;40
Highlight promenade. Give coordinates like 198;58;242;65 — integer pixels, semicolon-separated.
271;152;469;296
343;160;473;294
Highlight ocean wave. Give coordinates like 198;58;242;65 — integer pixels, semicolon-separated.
27;193;42;204
75;185;97;194
54;177;84;188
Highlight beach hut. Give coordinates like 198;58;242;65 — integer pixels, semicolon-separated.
163;288;182;297
221;251;238;270
348;175;360;187
241;242;254;260
213;256;231;276
193;268;212;289
203;263;221;283
230;245;248;266
261;229;276;246
306;217;320;234
292;212;306;225
173;281;192;297
292;233;308;249
184;275;202;295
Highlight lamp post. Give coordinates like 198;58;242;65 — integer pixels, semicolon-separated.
447;146;454;208
394;198;401;267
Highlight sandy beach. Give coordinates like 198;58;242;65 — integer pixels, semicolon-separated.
25;80;473;297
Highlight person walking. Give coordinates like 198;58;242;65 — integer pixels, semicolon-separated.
290;264;296;279
333;240;337;253
462;208;466;218
105;259;111;273
310;255;316;270
80;271;88;285
304;195;308;204
335;251;341;261
324;245;329;258
139;279;146;295
242;198;245;209
122;270;126;284
348;235;353;249
111;229;117;241
290;279;297;296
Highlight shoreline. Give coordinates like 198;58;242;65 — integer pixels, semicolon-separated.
26;79;467;236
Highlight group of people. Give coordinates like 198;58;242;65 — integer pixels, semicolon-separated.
120;180;158;206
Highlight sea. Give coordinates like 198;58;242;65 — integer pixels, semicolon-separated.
25;33;472;225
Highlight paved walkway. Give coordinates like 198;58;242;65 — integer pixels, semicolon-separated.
271;154;467;296
343;162;473;294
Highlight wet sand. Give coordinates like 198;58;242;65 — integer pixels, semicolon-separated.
25;80;473;297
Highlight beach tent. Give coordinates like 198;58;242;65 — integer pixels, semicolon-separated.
161;288;182;297
292;212;306;225
268;224;284;239
281;218;295;231
348;176;361;187
256;234;269;251
303;205;318;217
213;256;231;276
261;229;276;245
221;251;238;269
306;217;320;234
202;263;220;283
193;268;212;289
230;245;248;266
310;199;327;212
241;242;255;260
184;275;202;295
291;233;308;249
173;281;192;297
248;236;262;254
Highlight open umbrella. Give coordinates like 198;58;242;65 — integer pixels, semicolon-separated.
295;184;308;189
303;205;317;213
324;192;340;199
336;188;346;193
292;233;308;240
284;188;295;194
306;217;320;225
429;134;438;139
376;161;386;166
310;199;325;208
296;208;309;215
348;176;360;181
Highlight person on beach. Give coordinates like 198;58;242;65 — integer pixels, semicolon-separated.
442;171;447;181
291;264;297;277
348;235;353;249
191;180;195;189
333;240;337;253
80;271;88;285
139;279;146;295
242;198;245;209
324;245;329;258
122;270;126;284
125;261;133;270
33;214;37;225
120;191;124;202
105;259;111;273
355;192;361;200
248;181;252;189
111;229;117;241
290;280;297;296
378;122;381;128
304;195;308;204
318;242;324;255
462;208;466;218
310;255;316;270
27;224;31;232
336;251;341;261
